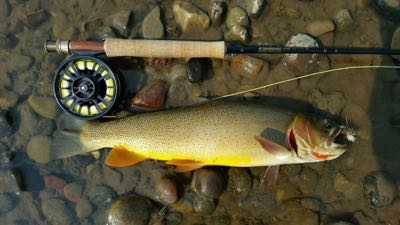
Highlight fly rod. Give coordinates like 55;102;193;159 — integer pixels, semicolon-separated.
45;38;400;58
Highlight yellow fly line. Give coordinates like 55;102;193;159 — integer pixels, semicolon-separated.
211;65;400;100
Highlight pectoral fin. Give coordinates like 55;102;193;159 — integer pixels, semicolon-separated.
255;136;291;159
261;165;280;188
105;145;146;167
166;159;204;172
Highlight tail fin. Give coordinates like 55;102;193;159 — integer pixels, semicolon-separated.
50;129;90;160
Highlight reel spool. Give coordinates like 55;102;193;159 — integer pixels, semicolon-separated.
53;55;120;120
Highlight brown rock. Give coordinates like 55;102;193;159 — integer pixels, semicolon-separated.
156;176;178;204
208;0;226;25
173;1;210;33
306;19;335;36
63;182;83;203
44;175;66;189
131;80;169;111
230;55;265;80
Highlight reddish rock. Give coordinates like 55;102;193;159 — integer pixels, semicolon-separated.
131;80;170;111
63;182;84;203
156;176;178;204
44;175;66;189
230;55;265;80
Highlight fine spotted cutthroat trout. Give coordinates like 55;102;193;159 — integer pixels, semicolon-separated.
51;102;355;172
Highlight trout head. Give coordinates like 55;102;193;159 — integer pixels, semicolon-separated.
287;115;356;163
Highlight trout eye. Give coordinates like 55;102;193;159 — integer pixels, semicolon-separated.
289;130;298;154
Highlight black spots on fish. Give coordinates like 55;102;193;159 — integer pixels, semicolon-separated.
260;128;285;146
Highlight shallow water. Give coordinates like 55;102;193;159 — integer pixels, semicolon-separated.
1;0;400;224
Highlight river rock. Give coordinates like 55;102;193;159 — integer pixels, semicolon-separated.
377;198;400;224
173;1;210;33
227;168;252;199
83;18;103;36
44;175;66;189
26;135;52;164
64;182;84;203
0;193;17;214
42;198;75;225
109;10;131;35
156;176;178;205
0;33;17;49
108;195;153;225
131;80;169;111
0;88;18;109
334;173;362;200
240;0;265;18
281;208;319;225
238;190;277;215
28;95;60;119
208;0;226;25
166;23;181;38
353;211;375;225
326;222;354;225
187;58;212;83
192;168;226;200
0;110;14;136
85;184;117;209
0;0;11;20
298;167;319;194
0;169;21;193
165;211;183;225
300;198;322;212
307;89;346;115
142;6;164;39
226;7;249;29
333;9;354;32
103;165;122;191
193;196;216;215
282;33;319;75
22;9;49;27
373;0;400;21
363;171;397;208
306;19;335;36
230;54;265;80
98;26;117;40
391;26;400;61
9;55;32;73
76;199;93;219
224;25;249;44
17;103;39;138
37;118;56;136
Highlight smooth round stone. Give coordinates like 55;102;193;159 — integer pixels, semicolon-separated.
156;176;178;205
0;0;11;20
306;19;335;36
226;7;249;29
227;168;252;198
333;8;354;32
76;199;93;219
373;0;400;21
0;33;17;49
282;33;319;75
142;6;164;39
28;95;60;120
42;198;75;225
193;197;216;215
224;25;248;44
0;88;19;109
26;135;52;164
363;171;397;208
0;110;14;137
187;58;212;83
22;9;49;27
208;0;226;25
0;193;17;214
391;27;400;60
85;184;117;208
108;195;153;225
191;168;226;200
240;0;266;18
164;211;183;225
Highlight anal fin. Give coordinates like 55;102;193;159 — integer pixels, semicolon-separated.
166;159;204;172
105;145;146;167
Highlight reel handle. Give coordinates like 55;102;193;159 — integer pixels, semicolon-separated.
104;38;225;59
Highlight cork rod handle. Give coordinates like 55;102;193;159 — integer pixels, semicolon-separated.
104;38;226;59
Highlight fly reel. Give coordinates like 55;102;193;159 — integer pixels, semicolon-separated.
53;55;120;120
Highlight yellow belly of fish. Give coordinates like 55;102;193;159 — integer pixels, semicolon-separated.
80;102;294;170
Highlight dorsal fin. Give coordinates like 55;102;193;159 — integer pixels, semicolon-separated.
105;145;146;167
